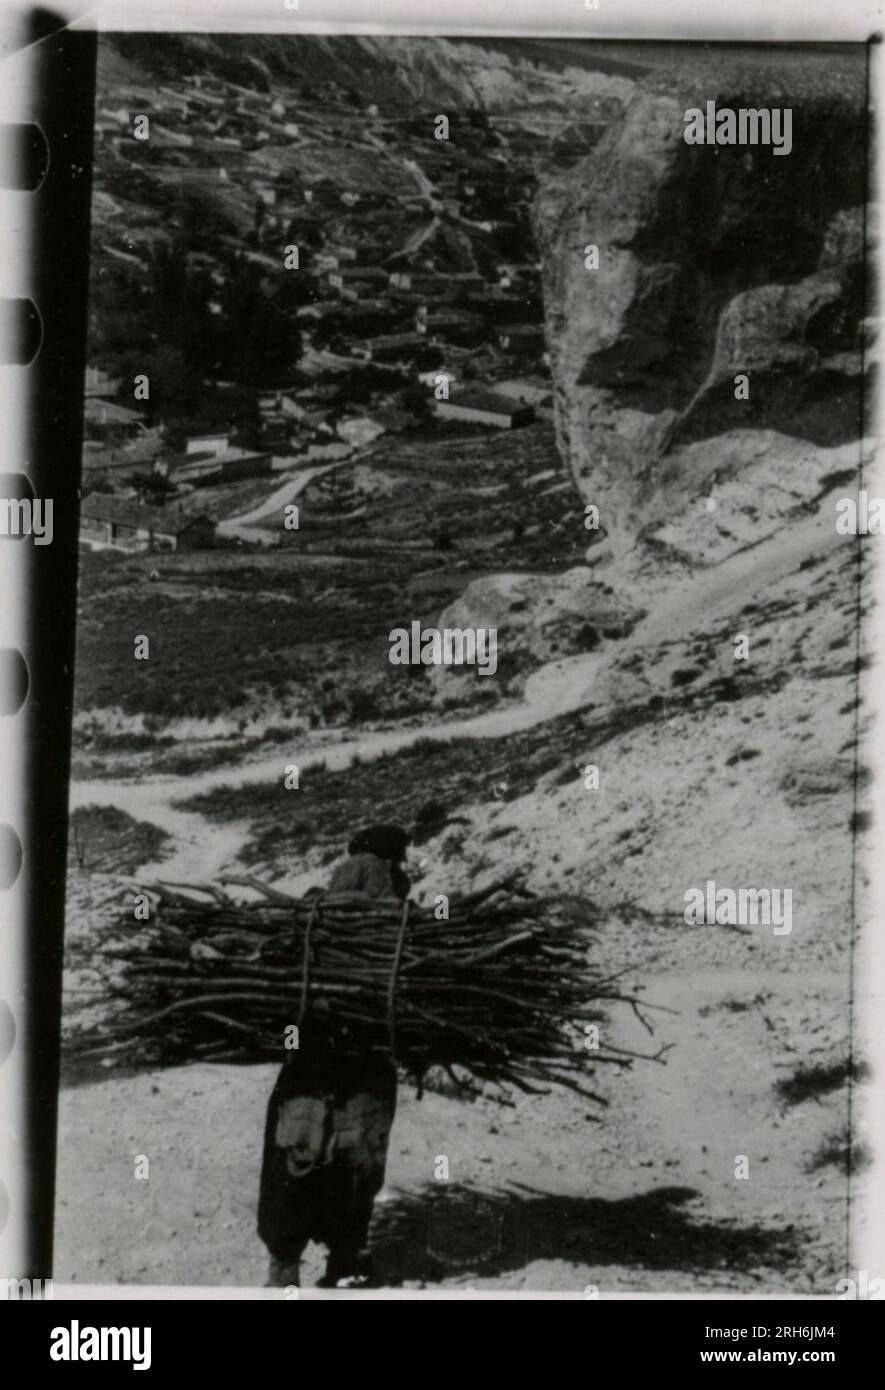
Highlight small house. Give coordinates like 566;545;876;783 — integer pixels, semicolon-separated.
328;267;389;299
328;241;387;267
186;432;230;459
493;378;553;412
168;445;273;487
497;324;545;357
416;306;484;346
84;365;120;399
350;331;427;364
433;389;534;430
83;399;145;438
78;493;215;553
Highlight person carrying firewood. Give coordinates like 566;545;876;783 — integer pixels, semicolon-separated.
257;823;411;1289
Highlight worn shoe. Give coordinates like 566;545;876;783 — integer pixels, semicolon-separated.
266;1256;301;1288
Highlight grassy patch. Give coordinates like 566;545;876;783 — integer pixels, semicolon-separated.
73;425;588;728
172;657;751;867
69;805;173;875
807;1123;870;1177
175;734;505;866
775;1057;868;1108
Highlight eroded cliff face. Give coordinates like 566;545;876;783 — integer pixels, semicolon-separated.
532;61;871;559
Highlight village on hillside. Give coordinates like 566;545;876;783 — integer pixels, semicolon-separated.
79;49;623;554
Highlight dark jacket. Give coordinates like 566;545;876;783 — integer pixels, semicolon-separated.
257;851;407;1259
328;850;411;903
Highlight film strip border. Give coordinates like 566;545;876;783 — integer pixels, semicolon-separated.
0;15;96;1284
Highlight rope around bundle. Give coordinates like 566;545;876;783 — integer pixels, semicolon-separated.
68;872;670;1099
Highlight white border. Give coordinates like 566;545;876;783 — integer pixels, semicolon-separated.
0;12;34;1296
0;0;881;1301
3;0;884;42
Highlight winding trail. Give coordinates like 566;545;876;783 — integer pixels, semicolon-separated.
217;462;345;541
69;646;608;878
70;492;842;880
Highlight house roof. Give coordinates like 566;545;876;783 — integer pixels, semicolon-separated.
84;366;120;397
437;389;531;417
390;270;443;284
364;332;426;350
331;243;387;258
84;399;145;425
467;290;525;307
296;300;342;320
80;493;213;535
329;266;388;280
500;323;544;338
422;310;481;328
494;377;553;405
166;446;270;469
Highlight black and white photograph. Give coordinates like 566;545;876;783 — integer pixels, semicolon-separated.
4;14;881;1305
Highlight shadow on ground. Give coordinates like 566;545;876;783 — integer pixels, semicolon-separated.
371;1182;800;1284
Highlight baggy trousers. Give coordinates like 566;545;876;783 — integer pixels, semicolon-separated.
258;1049;397;1282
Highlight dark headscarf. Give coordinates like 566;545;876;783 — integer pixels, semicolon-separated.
347;823;410;863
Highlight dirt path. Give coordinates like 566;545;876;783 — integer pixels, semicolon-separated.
67;666;604;880
70;649;604;806
54;929;848;1292
630;503;839;650
216;462;344;539
68;500;835;882
57;487;857;1291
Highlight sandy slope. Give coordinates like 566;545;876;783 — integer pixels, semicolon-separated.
54;937;850;1293
57;447;868;1292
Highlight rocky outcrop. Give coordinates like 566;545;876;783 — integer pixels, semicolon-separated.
639;431;865;570
108;33;633;120
671;220;872;447
431;567;639;698
533;57;870;558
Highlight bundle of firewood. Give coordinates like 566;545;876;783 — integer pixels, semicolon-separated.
68;873;656;1098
